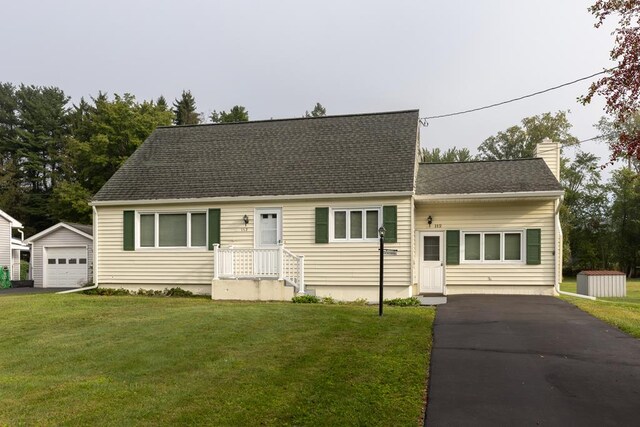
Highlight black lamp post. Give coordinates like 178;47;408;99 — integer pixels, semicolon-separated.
378;225;386;317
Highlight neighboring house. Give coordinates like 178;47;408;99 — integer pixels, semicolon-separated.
25;222;93;288
0;209;29;281
91;110;563;300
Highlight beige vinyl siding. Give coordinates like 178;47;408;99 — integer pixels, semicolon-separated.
414;200;556;293
95;196;412;293
31;227;94;287
0;216;10;271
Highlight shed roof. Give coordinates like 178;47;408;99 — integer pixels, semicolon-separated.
93;110;420;202
416;158;563;196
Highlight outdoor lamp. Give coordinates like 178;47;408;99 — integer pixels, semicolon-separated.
378;225;386;238
427;215;433;226
243;214;249;225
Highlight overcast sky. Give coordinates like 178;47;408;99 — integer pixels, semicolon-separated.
0;0;618;168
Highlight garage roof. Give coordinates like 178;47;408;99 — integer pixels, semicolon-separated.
25;222;93;243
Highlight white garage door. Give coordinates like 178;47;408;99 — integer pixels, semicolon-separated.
45;247;88;288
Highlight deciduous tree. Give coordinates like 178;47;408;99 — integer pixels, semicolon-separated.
421;147;475;162
581;0;640;162
478;111;578;160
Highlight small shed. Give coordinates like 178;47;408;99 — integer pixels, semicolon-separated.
577;271;626;298
25;222;93;288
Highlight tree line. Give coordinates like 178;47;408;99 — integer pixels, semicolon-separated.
0;82;325;235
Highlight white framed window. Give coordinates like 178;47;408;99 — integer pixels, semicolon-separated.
330;207;382;242
461;231;524;263
136;211;207;249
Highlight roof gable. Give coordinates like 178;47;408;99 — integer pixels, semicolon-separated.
93;110;420;202
0;209;23;228
25;222;93;243
416;158;563;196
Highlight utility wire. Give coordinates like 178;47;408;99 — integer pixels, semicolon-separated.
419;69;615;125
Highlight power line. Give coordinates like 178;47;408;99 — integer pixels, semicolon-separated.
419;69;615;125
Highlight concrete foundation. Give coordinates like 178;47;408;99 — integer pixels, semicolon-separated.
212;279;295;301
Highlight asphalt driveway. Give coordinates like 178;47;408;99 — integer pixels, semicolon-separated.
425;295;640;426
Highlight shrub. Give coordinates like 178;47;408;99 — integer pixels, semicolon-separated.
20;260;29;281
136;289;163;297
321;296;336;305
384;297;420;307
350;298;369;306
292;294;320;304
83;287;131;296
164;287;193;297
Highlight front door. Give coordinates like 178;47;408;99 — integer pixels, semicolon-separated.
419;232;444;294
254;208;282;276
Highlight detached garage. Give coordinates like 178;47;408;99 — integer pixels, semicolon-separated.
26;222;93;288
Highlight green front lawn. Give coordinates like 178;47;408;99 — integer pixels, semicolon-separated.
0;295;434;426
560;278;640;338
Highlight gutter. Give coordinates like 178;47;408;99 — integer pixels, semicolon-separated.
57;207;100;295
555;284;596;300
553;198;594;300
414;190;564;202
57;283;98;294
90;191;415;207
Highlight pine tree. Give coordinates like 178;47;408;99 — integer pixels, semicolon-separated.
305;102;327;118
210;105;249;123
172;90;200;125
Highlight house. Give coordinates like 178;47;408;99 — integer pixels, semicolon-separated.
90;110;563;301
0;209;29;283
25;222;93;288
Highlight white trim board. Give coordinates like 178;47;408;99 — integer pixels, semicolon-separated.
0;209;22;228
90;191;414;206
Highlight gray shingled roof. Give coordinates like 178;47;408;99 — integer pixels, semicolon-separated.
416;158;562;195
94;110;419;202
64;222;93;236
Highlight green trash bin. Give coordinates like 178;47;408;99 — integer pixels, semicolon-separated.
0;266;10;289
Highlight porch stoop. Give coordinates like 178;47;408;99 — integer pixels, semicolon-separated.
418;295;447;305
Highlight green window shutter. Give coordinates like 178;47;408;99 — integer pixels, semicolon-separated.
446;230;460;265
123;210;135;251
208;208;221;250
526;228;541;265
315;207;329;243
382;206;397;243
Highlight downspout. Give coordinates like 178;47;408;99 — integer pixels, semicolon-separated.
57;206;99;295
553;198;595;300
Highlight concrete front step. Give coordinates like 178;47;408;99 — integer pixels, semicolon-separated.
418;295;447;306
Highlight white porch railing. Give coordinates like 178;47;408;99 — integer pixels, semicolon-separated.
212;244;305;293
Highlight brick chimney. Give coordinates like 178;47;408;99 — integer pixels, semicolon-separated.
534;138;560;180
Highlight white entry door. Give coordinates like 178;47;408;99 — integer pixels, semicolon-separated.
254;208;282;276
419;232;444;294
